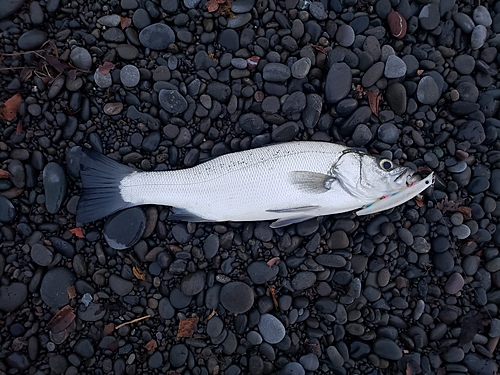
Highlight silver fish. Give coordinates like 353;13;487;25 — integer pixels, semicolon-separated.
76;142;434;228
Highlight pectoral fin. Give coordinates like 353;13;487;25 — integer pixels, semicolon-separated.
267;205;320;213
289;171;336;194
168;207;211;222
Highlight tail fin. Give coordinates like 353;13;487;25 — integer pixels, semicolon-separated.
76;148;137;223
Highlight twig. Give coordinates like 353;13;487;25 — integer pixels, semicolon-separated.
114;314;151;330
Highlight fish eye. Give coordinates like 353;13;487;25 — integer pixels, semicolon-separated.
379;159;393;170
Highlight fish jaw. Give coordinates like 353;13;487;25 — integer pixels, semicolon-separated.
356;173;435;215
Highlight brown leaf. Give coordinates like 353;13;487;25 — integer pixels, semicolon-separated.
44;54;70;73
16;120;23;135
133;266;146;280
69;227;85;238
312;44;327;55
47;305;76;334
97;61;116;74
67;285;77;299
19;67;33;81
267;257;280;267
144;339;157;352
120;16;132;29
177;317;199;338
103;323;115;335
367;90;381;117
206;0;220;12
0;170;11;178
1;93;22;121
269;286;278;309
456;206;472;220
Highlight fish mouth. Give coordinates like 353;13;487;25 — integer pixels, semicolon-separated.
394;168;421;187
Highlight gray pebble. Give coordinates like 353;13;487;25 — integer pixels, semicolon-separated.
139;23;175;50
280;362;305;375
220;282;254;313
384;55;406;78
417;76;440;105
43;162;67;214
309;2;327;20
444;273;464;294
325;63;351;104
17;30;47;50
70;47;92;70
0;196;16;222
291;271;316;291
159;89;188;115
120;65;140;87
109;274;133;296
263;63;291;82
97;14;121;27
40;267;76;308
471;25;487;50
30;243;53;266
373;338;403;360
259;314;285;344
473;5;492;27
0;283;27;312
103;207;146;249
291;57;311;79
170;344;188;367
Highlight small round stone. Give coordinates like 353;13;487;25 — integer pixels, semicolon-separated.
258;314;285;344
103;207;146;249
0;283;28;312
40;268;76;308
120;65;140;87
139;23;175;50
0;196;16;222
444;273;465;294
43;162;67;214
30;243;53;266
220;282;254;313
159;89;188;115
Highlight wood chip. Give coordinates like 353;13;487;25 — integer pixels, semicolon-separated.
133;266;146;280
144;339;157;352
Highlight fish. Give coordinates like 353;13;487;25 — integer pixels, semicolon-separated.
76;141;434;228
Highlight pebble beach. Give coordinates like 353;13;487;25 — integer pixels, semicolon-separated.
1;0;500;374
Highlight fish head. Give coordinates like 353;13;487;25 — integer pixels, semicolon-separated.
333;150;419;201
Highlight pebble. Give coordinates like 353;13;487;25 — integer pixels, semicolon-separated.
258;314;285;344
0;0;24;20
373;338;403;360
444;273;464;294
384;55;406;79
325;63;351;104
247;261;278;284
416;76;440;105
0;196;16;222
139;23;175;50
40;268;76;308
109;274;133;296
69;47;92;70
335;24;355;47
30;243;53;266
0;283;27;312
159;89;188;115
291;57;311;79
280;362;305;375
263;63;291;82
120;65;140;87
17;30;47;50
471;25;487;50
103;207;146;249
220;282;254;313
43;162;67;214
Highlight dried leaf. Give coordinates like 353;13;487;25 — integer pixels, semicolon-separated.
47;305;76;334
67;285;77;299
120;16;132;29
177;317;199;338
19;67;33;81
269;286;278;309
367;90;381;117
456;206;472;220
133;266;146;280
103;323;115;335
16;120;23;135
312;44;327;55
44;54;70;74
69;227;85;238
98;61;116;74
1;93;22;121
0;170;12;178
144;339;157;352
267;257;280;267
67;69;78;80
206;0;220;12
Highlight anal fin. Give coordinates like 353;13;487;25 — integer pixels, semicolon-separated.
270;216;316;228
169;207;210;222
267;205;319;214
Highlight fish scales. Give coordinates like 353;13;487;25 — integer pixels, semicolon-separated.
119;142;362;223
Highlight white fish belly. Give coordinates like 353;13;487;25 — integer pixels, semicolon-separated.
119;142;366;221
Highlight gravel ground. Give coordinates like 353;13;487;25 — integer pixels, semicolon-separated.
1;0;500;374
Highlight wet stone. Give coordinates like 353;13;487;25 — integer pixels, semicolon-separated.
239;113;265;135
40;268;76;308
180;270;205;296
280;362;305;375
373;338;403;360
291;271;316;291
247;261;278;284
148;351;163;368
291;57;311;79
220;282;254;313
120;65;140;87
419;4;440;30
74;338;94;358
170;344;188;367
103;28;125;42
30;243;53;266
471;25;487;50
263;63;291;82
98;14;121;27
43;162;67;214
444;273;464;294
139;23;175;50
378;123;400;144
18;30;47;50
0;0;25;20
0;196;16;222
325;63;352;104
473;5;492;27
259;314;285;344
70;47;92;70
159;89;188;115
0;282;28;312
384;55;406;78
103;207;146;249
417;76;440;105
109;274;133;296
300;353;319;371
336;24;355;47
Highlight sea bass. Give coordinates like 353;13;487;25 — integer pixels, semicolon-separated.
76;142;434;228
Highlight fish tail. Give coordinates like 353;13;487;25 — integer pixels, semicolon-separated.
76;148;136;223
